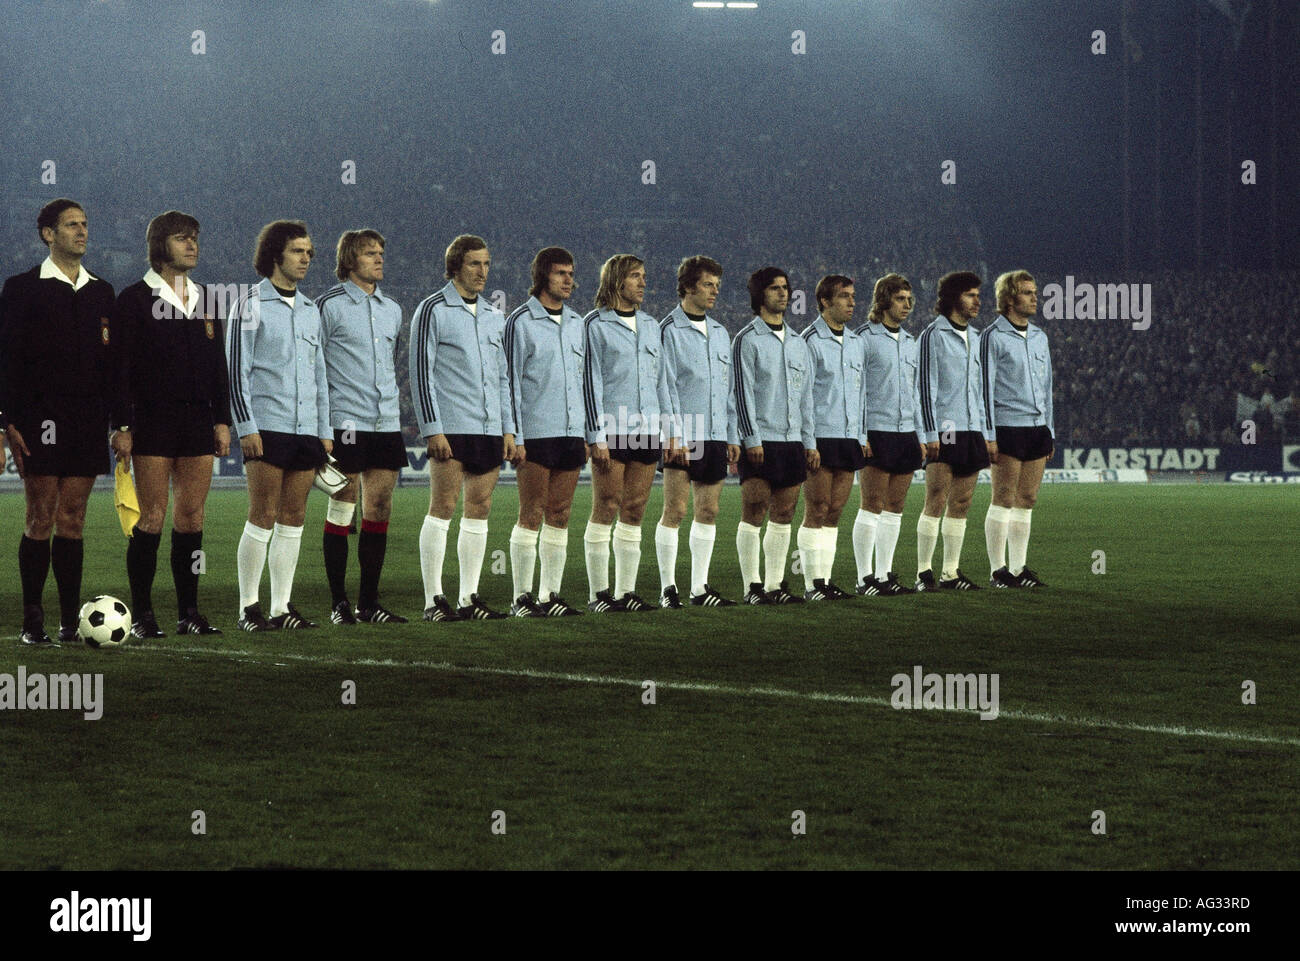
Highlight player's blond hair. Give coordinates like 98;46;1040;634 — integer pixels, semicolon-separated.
995;269;1036;315
335;229;385;282
595;254;645;310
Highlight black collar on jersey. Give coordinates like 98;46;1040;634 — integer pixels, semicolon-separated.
615;308;636;318
271;282;296;299
683;309;706;322
764;321;784;332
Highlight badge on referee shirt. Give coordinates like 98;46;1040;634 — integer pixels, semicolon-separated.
100;317;110;344
204;319;215;339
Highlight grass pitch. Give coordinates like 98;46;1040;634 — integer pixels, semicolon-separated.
1;483;1296;869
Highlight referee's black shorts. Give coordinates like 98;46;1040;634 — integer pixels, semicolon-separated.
245;430;327;472
333;429;408;474
524;436;587;471
133;402;219;459
443;433;504;476
934;430;990;478
14;405;111;477
662;439;729;484
994;425;1053;462
816;437;868;472
738;439;807;490
864;430;924;475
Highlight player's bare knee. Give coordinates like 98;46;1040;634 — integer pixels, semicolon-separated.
137;507;167;534
172;509;203;534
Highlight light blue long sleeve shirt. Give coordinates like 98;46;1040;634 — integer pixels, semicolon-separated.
581;308;673;444
658;306;738;445
980;314;1055;437
227;278;330;438
858;320;925;441
917;315;992;444
731;317;815;451
409;281;513;438
800;315;867;444
504;295;586;445
317;280;402;432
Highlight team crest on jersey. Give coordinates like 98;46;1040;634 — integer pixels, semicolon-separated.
100;317;110;345
204;319;215;340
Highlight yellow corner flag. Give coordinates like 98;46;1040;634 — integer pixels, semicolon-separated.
115;461;140;537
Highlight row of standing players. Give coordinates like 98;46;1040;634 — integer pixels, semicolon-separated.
0;202;1054;645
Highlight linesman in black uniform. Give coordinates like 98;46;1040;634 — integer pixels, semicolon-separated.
0;199;121;645
114;211;231;638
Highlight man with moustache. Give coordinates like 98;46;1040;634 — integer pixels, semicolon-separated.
915;271;993;591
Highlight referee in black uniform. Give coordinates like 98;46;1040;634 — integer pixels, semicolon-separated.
0;199;121;645
114;211;231;637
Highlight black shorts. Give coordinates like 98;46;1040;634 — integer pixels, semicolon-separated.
15;407;111;478
245;430;327;472
738;439;808;490
935;430;991;478
995;425;1054;462
663;439;729;484
333;429;408;474
133;403;218;459
445;433;504;476
525;436;587;472
608;433;661;466
816;437;868;472
864;430;924;475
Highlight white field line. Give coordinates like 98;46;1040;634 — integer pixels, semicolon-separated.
136;644;1300;748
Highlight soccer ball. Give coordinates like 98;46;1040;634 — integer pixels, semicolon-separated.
78;595;131;648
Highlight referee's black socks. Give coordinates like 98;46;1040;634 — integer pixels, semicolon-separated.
171;530;203;618
127;528;162;616
18;534;51;613
50;535;83;630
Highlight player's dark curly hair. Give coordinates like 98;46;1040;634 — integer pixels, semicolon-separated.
747;266;789;314
934;271;981;318
253;220;310;279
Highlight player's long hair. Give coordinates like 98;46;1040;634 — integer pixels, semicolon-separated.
676;255;723;300
747;266;789;314
869;273;912;323
335;229;385;282
146;211;201;271
254;220;310;279
594;254;644;310
934;270;981;318
445;234;487;279
995;269;1035;316
528;246;575;298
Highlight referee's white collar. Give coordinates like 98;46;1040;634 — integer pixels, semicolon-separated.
144;268;200;317
40;256;95;291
